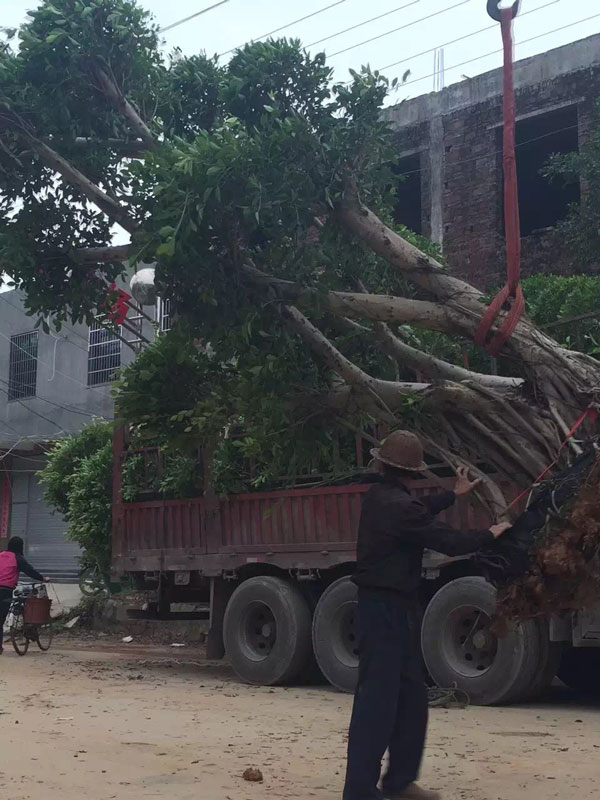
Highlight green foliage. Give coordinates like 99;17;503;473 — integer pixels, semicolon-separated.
66;439;113;573
521;273;600;353
544;100;600;271
11;2;599;497
40;417;208;567
120;450;203;500
114;323;371;494
41;420;111;515
40;421;113;571
160;51;223;140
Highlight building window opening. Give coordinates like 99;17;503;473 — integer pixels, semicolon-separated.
8;331;38;401
392;153;422;234
88;321;121;386
514;105;579;236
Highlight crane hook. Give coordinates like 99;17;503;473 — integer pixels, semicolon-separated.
486;0;520;22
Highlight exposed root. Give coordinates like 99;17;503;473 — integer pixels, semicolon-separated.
494;453;600;626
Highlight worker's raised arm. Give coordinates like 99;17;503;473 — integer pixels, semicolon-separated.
392;498;508;556
422;491;456;516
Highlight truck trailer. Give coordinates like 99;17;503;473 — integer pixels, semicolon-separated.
112;426;600;704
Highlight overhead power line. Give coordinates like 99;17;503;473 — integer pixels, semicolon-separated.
219;0;350;57
160;0;230;34
306;1;421;49
0;377;106;419
0;293;90;353
377;0;560;75
328;0;470;59
399;10;600;89
0;382;66;433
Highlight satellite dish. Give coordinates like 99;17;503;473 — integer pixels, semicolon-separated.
130;267;157;306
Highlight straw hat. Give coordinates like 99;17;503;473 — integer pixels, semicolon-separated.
370;430;427;472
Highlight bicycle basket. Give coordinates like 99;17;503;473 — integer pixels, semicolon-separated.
23;596;52;624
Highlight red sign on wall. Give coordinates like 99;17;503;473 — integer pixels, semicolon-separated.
0;473;10;540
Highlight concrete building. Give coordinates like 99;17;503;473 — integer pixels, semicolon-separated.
386;32;600;287
0;287;163;580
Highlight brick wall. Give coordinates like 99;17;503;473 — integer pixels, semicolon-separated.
388;42;600;289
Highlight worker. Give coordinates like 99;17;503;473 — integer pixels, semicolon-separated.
0;536;47;654
343;430;511;800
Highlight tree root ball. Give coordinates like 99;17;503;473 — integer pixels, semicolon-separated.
495;453;600;625
243;767;264;783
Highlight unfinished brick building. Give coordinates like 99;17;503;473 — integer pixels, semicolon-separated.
386;33;600;288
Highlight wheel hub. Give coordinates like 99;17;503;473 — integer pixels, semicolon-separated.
240;602;277;662
441;605;498;677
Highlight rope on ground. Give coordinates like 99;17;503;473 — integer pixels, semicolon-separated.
427;685;470;709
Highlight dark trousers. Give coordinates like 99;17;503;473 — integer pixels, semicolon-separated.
0;587;13;648
343;587;428;800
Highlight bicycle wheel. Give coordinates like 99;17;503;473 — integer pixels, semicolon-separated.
10;609;29;656
79;565;106;596
36;621;54;652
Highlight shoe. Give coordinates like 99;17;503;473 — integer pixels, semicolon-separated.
384;783;441;800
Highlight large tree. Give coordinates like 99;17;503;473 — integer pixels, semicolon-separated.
2;0;599;517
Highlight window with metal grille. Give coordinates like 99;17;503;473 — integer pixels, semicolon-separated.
8;331;38;401
157;298;172;332
87;321;121;386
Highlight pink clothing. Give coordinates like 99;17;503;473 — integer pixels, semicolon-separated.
0;550;18;588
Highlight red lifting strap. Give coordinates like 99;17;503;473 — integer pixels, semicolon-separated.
474;3;524;356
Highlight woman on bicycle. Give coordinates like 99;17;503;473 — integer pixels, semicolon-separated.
0;536;47;654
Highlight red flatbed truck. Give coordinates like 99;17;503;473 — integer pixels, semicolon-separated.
111;427;600;704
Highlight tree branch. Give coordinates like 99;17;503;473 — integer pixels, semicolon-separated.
68;136;146;156
94;69;157;152
335;190;483;311
1;107;139;234
282;305;428;411
370;318;522;390
333;312;522;391
26;135;138;234
242;263;466;335
418;434;508;516
70;244;132;264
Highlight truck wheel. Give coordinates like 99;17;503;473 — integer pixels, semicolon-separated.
558;648;600;696
526;619;562;700
223;576;313;686
421;577;542;705
312;577;359;693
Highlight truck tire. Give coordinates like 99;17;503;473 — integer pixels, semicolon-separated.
223;576;313;686
312;577;359;693
558;648;600;696
526;619;562;700
421;577;542;705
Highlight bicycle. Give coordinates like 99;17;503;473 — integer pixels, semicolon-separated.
79;557;124;596
8;583;54;656
79;562;108;597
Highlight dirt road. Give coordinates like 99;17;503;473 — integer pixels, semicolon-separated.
1;643;599;800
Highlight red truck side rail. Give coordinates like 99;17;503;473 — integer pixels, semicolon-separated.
111;426;511;576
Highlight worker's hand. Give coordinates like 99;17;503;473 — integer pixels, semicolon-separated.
490;521;512;538
43;576;51;583
454;466;482;496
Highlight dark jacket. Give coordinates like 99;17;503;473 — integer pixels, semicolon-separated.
352;478;494;598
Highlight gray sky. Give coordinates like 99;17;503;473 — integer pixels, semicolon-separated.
3;0;599;100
